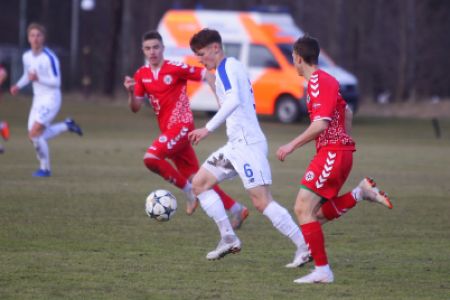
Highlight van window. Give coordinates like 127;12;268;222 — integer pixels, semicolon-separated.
249;44;280;69
223;43;241;59
277;43;294;65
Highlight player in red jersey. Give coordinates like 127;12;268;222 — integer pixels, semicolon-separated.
276;35;393;284
124;31;248;228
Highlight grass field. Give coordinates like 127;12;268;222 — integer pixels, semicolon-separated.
1;95;450;299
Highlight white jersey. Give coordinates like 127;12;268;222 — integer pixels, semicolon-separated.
205;57;266;145
16;47;61;98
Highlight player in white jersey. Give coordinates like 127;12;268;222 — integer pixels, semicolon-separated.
10;23;82;177
188;28;311;265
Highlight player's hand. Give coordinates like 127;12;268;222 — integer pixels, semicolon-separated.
189;127;210;145
276;143;295;161
28;71;38;81
123;76;135;92
10;85;19;96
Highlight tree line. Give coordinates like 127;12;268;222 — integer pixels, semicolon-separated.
1;0;449;102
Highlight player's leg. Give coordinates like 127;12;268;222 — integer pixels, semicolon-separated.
1;121;10;140
315;152;391;224
0;121;9;154
294;188;334;283
293;150;353;283
42;118;83;140
29;120;51;177
246;185;311;268
143;126;199;214
169;141;202;215
230;141;309;266
28;96;62;177
174;143;248;228
192;145;241;260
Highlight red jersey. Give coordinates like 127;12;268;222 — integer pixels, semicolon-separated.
134;60;204;131
306;69;355;152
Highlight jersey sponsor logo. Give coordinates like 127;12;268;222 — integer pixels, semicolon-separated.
166;127;189;150
315;152;336;188
305;171;315;182
159;135;168;143
142;78;152;83
163;75;173;85
312;103;321;109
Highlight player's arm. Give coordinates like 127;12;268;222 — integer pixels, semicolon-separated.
345;105;353;135
34;69;60;88
205;63;241;132
123;75;144;113
277;119;329;161
33;68;61;88
189;86;239;145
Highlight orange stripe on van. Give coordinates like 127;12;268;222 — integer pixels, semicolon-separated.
185;56;203;98
164;11;201;47
239;14;271;43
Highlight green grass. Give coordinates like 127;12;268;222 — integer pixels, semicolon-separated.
1;95;450;299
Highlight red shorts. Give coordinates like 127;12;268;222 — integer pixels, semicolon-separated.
301;149;354;199
146;124;199;179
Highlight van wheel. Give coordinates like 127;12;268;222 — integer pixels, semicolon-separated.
275;96;300;123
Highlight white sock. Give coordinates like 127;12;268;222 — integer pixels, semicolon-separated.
32;136;50;170
229;202;243;215
316;264;332;273
263;201;307;250
42;122;68;140
352;187;363;202
198;189;236;238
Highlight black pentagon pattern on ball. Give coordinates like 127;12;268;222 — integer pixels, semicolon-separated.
145;189;177;222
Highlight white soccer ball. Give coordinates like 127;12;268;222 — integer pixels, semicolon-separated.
145;189;177;222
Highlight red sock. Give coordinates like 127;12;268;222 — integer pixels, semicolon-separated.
300;221;328;266
144;157;187;189
212;185;236;210
321;192;357;221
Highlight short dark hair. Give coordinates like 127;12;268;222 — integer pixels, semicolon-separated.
142;30;163;43
189;28;222;52
293;35;320;65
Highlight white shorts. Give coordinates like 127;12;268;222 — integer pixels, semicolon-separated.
202;140;272;189
28;93;61;130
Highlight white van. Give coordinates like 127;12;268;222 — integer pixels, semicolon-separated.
158;10;359;123
254;12;359;112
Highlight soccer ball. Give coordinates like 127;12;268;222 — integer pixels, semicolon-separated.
145;189;177;222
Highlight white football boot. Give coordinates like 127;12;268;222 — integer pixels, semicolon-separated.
285;246;312;268
206;235;241;260
294;267;334;284
184;189;198;215
358;177;393;209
